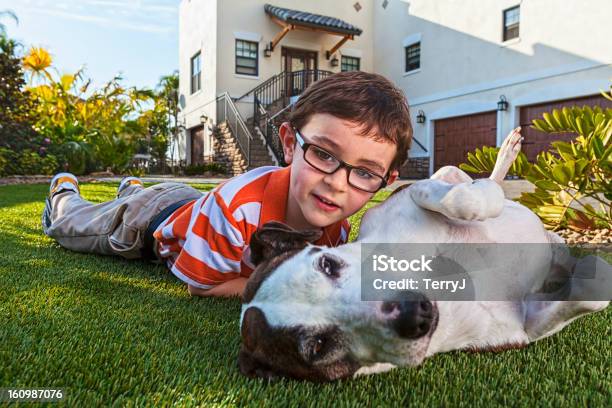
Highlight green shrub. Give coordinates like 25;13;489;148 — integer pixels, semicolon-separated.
53;141;90;175
460;102;611;231
125;167;146;177
183;162;227;176
17;150;58;175
0;147;10;176
0;148;58;176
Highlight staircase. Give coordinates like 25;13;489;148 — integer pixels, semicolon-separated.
239;69;333;166
213;70;333;174
212;122;247;176
244;116;277;169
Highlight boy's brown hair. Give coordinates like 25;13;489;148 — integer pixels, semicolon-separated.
289;71;413;171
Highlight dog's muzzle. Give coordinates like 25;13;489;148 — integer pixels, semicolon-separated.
381;292;434;339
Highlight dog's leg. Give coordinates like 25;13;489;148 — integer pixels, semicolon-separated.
525;254;610;341
431;165;473;184
490;127;523;184
430;127;522;185
524;299;609;342
412;128;521;221
410;177;505;221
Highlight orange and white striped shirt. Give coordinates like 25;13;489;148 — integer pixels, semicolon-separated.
153;166;351;289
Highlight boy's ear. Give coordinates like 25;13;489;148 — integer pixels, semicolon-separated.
387;169;399;186
279;122;295;165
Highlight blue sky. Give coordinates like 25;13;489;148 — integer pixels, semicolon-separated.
0;0;178;90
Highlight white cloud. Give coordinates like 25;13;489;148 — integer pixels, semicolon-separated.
15;0;177;34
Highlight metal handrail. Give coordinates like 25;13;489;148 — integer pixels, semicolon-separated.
254;98;286;166
412;137;428;152
250;70;333;166
253;69;332;112
270;102;294;121
234;71;284;102
216;92;252;166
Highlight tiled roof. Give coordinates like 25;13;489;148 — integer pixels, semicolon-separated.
264;4;363;36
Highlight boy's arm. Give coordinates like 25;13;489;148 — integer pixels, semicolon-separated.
177;190;252;298
188;278;248;298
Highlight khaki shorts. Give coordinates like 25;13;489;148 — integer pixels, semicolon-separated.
46;182;203;259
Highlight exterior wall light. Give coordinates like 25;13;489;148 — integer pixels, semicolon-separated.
200;114;209;124
416;110;426;124
330;55;339;67
497;95;509;111
264;43;272;57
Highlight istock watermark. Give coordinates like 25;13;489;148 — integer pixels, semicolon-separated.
360;243;612;302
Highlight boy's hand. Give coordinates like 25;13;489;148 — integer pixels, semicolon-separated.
490;127;523;185
187;278;248;298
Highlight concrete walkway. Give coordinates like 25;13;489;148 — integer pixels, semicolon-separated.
96;175;228;185
97;175;535;200
0;174;536;200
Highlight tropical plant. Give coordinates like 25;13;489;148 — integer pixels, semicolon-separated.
22;47;154;174
130;72;180;173
183;162;227;176
460;91;612;231
155;72;180;168
0;33;51;175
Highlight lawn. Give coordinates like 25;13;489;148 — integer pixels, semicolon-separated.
0;182;610;406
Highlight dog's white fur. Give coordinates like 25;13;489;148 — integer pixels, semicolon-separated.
241;132;610;377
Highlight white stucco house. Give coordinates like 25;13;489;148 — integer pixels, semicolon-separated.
177;0;612;178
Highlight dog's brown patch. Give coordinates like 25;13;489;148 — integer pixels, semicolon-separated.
239;306;360;381
389;183;411;197
242;222;322;304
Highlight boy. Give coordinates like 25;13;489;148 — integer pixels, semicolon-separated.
42;71;520;298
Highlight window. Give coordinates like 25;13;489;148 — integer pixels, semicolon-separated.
190;52;201;94
341;56;360;72
404;42;420;73
503;6;520;41
235;39;258;76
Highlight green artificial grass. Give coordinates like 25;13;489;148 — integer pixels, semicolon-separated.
0;182;610;406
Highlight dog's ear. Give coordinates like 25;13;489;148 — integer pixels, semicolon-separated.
239;306;283;381
249;221;322;266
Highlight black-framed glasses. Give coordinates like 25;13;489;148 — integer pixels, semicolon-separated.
293;128;388;193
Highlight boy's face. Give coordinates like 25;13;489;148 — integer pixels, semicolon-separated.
280;113;399;230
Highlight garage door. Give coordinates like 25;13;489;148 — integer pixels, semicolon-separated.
434;111;497;171
520;94;612;161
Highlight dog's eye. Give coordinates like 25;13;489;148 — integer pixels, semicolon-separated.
313;337;325;356
317;255;341;279
303;336;326;361
299;329;344;365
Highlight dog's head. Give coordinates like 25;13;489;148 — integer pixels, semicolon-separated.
239;222;438;382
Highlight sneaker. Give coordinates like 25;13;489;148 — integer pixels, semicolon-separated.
42;173;79;235
117;176;143;197
49;172;79;197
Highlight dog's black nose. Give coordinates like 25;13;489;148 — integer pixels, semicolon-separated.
382;292;433;339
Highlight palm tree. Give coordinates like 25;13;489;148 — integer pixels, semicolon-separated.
157;72;180;168
0;10;18;37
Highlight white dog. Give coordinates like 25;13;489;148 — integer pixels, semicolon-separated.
238;132;610;381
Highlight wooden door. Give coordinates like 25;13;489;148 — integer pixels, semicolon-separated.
282;47;317;96
434;111;497;172
190;126;205;165
519;94;612;161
